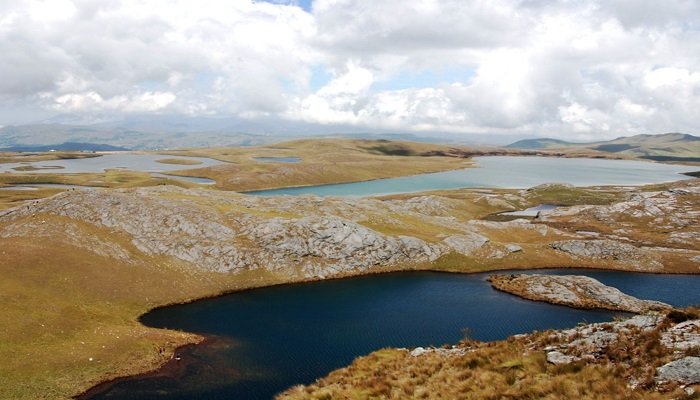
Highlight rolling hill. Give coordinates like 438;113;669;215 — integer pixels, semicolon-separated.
506;132;700;161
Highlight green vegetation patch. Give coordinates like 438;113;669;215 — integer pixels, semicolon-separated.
155;158;203;165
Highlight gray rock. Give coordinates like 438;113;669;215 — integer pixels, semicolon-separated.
546;351;579;365
490;274;670;313
505;244;523;253
0;186;443;278
656;356;700;385
443;233;489;256
410;347;427;357
550;239;663;270
661;320;700;351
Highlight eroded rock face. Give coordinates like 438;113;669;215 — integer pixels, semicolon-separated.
656;357;700;385
489;274;671;313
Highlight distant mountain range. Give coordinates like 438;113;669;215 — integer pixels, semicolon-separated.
0;123;274;150
1;142;130;152
506;133;700;161
0;114;482;150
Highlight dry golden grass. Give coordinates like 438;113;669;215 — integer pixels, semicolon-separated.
278;311;698;400
155;157;203;165
0;213;291;399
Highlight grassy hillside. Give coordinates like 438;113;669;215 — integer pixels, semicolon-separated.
506;133;700;161
594;133;700;160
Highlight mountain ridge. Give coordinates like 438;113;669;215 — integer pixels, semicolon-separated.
506;132;700;160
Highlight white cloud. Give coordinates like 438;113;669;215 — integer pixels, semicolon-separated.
1;0;699;140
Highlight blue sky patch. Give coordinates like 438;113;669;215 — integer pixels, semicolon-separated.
373;66;475;91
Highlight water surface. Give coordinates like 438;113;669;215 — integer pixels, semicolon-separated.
0;154;224;174
90;269;699;400
249;156;691;196
0;185;38;191
253;156;301;163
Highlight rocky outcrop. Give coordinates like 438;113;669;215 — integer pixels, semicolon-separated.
2;180;699;281
244;216;442;277
656;357;700;385
545;314;657;363
443;233;489;256
550;240;663;270
540;184;700;250
280;311;700;400
489;274;671;313
0;186;443;278
661;319;700;351
408;346;465;357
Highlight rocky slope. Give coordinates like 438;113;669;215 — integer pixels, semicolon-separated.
489;274;671;313
280;310;700;399
1;180;699;282
0;187;445;279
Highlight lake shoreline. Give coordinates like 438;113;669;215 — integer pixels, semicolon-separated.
76;265;700;399
246;155;695;196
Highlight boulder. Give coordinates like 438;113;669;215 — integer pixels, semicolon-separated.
443;233;489;256
656;356;700;385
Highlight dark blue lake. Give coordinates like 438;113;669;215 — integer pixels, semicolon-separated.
89;269;700;400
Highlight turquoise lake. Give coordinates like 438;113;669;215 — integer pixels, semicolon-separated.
88;269;700;400
248;156;693;196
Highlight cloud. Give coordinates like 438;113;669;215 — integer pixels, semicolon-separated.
0;0;699;140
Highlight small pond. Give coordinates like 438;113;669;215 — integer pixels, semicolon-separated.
87;269;700;399
253;156;301;163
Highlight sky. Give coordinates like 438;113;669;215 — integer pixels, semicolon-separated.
1;0;699;141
